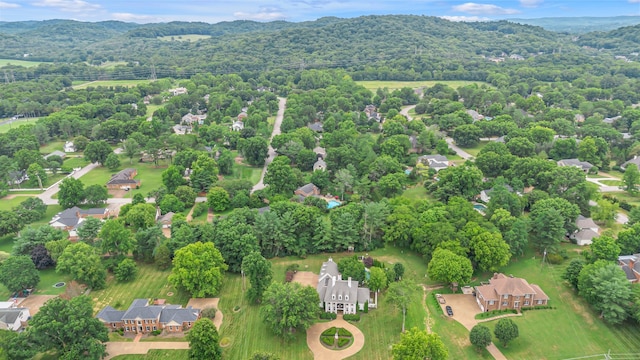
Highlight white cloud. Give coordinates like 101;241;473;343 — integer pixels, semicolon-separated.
440;15;489;22
0;1;20;8
629;0;640;3
452;2;520;15
520;0;543;7
233;6;286;21
111;12;161;23
32;0;101;12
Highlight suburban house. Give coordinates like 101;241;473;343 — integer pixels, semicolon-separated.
0;308;30;331
416;155;452;172
49;206;110;240
7;170;28;186
237;110;248;121
313;158;327;171
169;87;188;96
618;254;640;283
63;141;76;153
467;109;485;122
158;212;175;228
571;215;600;246
621;156;640;171
231;120;244;131
44;150;66;160
479;184;516;203
181;113;206;126
96;299;200;334
475;273;549;312
172;124;192;135
316;258;372;314
308;122;324;132
364;105;382;122
557;159;594;173
106;168;140;190
294;183;320;198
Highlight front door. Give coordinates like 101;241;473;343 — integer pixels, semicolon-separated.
514;301;520;308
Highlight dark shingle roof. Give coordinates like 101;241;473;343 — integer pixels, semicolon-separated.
0;309;27;325
96;306;126;322
159;308;200;324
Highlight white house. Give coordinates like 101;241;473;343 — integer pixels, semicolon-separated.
313;158;327;172
417;155;452;172
169;87;188;96
316;258;372;314
572;215;600;246
231;120;244;132
64;141;76;153
0;308;30;331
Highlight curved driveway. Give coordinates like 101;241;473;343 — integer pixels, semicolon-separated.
306;317;365;360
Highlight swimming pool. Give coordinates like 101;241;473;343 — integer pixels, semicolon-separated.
473;203;487;213
327;200;341;209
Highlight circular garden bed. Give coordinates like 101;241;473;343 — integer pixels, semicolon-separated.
320;327;353;350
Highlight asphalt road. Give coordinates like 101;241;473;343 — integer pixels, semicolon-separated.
252;97;286;193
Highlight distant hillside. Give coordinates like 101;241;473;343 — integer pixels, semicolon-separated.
576;24;640;54
509;16;640;33
0;19;140;35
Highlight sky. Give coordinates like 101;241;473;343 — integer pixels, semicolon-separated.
0;0;639;23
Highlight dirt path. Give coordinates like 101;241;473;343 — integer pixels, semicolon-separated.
104;342;189;359
185;204;195;222
206;209;214;222
420;284;441;334
306;316;365;360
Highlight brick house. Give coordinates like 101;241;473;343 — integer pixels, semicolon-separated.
619;254;640;283
106;168;140;190
49;206;110;240
294;183;320;198
475;273;549;312
96;299;200;335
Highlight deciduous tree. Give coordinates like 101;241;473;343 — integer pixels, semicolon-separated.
392;327;448;360
187;318;222;360
162;165;186;193
387;279;417;333
0;256;39;294
104;152;121;171
99;219;135;256
242;252;273;303
260;282;319;340
207;187;230;212
169;242;228;297
56;242;106;289
84;184;108;207
427;248;473;287
114;258;138;282
84;140;113;165
470;324;492;349
58;177;85;209
494;318;519;347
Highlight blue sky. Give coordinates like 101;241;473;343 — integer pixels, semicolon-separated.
0;0;639;23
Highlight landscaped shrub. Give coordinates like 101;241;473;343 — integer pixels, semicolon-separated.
285;264;300;273
191;202;208;217
337;338;350;347
343;314;360;322
363;301;369;313
475;309;518;319
521;305;555;312
338;328;352;337
363;256;374;268
319;312;337;320
321;327;337;337
151;329;162;336
547;253;564;264
117;328;124;335
321;336;334;346
201;307;217;319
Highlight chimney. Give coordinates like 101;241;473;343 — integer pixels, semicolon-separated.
348;277;352;288
493;273;498;280
338;274;342;281
332;276;336;287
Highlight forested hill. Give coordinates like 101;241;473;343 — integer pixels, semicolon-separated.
509;16;640;34
0;16;575;72
576;24;640;54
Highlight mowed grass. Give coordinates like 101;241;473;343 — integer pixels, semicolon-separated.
0;196;28;211
401;185;431;200
459;140;490;157
0;58;48;68
227;163;262;185
72;80;151;90
473;246;640;359
0;268;71;299
599;179;623;186
80;159;166;197
356;80;487;91
91;263;190;313
157;34;211;42
0;117;38;133
39;141;65;154
111;349;189;360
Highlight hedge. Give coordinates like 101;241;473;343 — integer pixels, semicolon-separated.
338;328;352;337
343;314;360;322
319;312;337;320
338;338;350;347
475;309;517;319
521;305;555;312
321;336;334;346
321;327;337;337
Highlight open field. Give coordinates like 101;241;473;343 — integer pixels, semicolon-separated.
0;196;27;211
460;141;490;157
64;156;90;168
111;349;189;360
356;80;487;91
401;185;431;200
72;80;151;90
157;34;211;42
0;59;48;68
0;117;38;133
145;104;162;117
228;163;262;185
91;264;190;313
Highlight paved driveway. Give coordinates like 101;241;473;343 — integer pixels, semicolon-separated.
439;294;481;329
306;317;364;360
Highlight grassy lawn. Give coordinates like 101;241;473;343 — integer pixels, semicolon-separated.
0;236;14;254
401;185;430;200
460;141;489;157
72;80;151;90
64;156;89;168
226;162;262;185
146;104;162;117
356;80;487;92
91;263;190;313
0;117;38;133
603;191;640;207
0;196;28;211
157;34;211;42
79;159;166;197
40;141;65;154
472;245;640;359
0;268;71;299
0;58;48;67
111;350;189;360
599;180;623;186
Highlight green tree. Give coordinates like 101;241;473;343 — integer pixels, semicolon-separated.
592;199;619;227
162;165;186;193
99;219;135;256
114;258;138;282
393;263;405;281
589;235;621;262
76;217;103;244
56;242;106;289
387;279;417;333
26;163;47;188
504;217;528;257
334;168;354;200
563;259;585;289
175;185;197;207
0;211;22;237
44;239;70;263
623;164;640;194
133;226;164;262
242;252;273;303
0;256;39;294
58;177;85;209
617;224;640;255
368;266;388;292
470;231;511;272
469;324;492;349
84;184;108;207
506;137;535;157
191;155;219;192
123;203;156;230
13;197;47;224
27;296;108;359
260;282;319;340
432;164;483;202
264;156;297;195
155;244;172;270
104;152;121;171
392;327;448;360
207;186;230;212
159;194;185;214
169;242;228;297
122;138;140;164
84;140;113;165
239;136;269;166
452;124;482;147
427;248;473;287
338;257;366;282
187;318;222;360
250;352;280;360
494;318;519;347
362;201;389;249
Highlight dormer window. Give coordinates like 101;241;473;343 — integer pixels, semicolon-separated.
332;294;336;300
503;294;508;299
338;295;342;300
345;295;349;301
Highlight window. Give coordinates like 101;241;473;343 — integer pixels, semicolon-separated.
338;295;342;300
525;294;530;298
332;294;336;300
524;301;530;305
153;326;157;331
537;300;543;304
515;296;520;300
146;326;150;331
502;301;507;306
112;323;116;328
170;326;173;331
125;327;130;331
503;294;508;299
489;301;494;305
345;295;349;301
137;320;141;325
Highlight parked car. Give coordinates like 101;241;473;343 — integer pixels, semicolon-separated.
445;305;453;316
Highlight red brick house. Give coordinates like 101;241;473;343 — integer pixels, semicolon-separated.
106;168;140;190
96;299;200;335
294;183;320;198
475;273;549;312
619;254;640;283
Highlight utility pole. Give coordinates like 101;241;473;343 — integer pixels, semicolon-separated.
541;248;547;268
150;64;157;82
